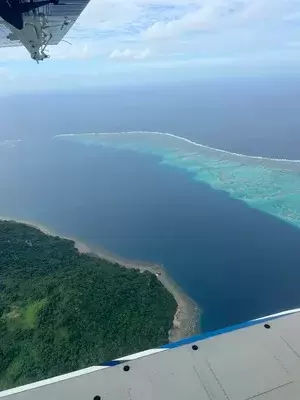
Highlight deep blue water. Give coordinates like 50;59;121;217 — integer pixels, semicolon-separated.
1;78;300;331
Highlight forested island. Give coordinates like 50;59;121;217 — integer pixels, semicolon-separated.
0;220;177;391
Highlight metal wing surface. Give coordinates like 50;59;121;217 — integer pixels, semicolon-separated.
0;0;91;60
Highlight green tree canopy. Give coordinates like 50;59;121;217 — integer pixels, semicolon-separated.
0;221;176;390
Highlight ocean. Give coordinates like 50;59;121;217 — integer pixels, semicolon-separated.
1;77;300;331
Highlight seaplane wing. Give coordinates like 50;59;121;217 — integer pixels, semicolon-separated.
1;309;300;400
0;0;91;61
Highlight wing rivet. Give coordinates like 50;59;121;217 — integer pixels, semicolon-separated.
192;345;198;350
93;396;101;400
123;365;130;371
264;324;271;329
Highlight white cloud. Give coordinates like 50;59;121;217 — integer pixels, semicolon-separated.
75;0;141;30
142;0;300;40
109;48;151;61
50;42;94;60
0;46;29;61
143;4;218;39
2;0;300;62
1;0;300;92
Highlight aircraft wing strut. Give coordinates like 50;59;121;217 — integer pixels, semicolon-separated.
0;0;90;61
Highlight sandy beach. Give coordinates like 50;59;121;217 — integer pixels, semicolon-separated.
0;217;201;342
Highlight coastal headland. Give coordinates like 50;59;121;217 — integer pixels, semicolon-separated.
0;217;201;343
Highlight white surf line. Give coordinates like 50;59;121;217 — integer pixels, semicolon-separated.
0;139;22;146
54;131;300;164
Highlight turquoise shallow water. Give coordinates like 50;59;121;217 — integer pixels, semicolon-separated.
56;131;300;230
2;82;300;332
2;129;300;332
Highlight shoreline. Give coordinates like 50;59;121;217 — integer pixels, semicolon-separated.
76;242;201;342
0;217;201;342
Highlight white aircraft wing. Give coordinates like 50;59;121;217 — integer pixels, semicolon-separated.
1;309;300;400
0;0;91;61
38;0;90;45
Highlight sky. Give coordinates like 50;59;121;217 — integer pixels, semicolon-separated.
1;0;300;93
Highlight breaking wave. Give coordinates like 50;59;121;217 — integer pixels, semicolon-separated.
55;131;300;229
0;139;22;148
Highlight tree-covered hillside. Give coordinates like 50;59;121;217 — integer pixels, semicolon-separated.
0;221;177;390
